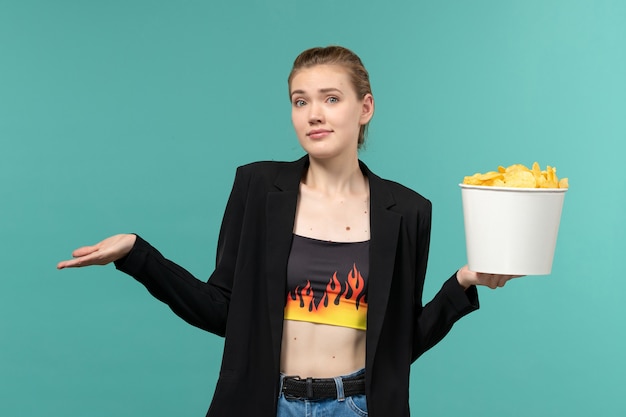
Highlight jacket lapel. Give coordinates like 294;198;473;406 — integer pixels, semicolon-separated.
266;156;308;367
360;162;402;374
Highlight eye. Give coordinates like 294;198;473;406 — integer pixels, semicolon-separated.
293;99;306;107
327;96;339;104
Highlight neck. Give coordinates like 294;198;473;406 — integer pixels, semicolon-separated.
304;153;365;195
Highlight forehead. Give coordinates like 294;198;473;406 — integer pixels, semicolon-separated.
290;64;352;93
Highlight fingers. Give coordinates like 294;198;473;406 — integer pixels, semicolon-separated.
458;265;525;290
71;245;99;258
56;259;80;269
57;251;100;269
57;258;81;269
483;274;501;289
56;245;98;269
477;273;521;289
495;275;509;288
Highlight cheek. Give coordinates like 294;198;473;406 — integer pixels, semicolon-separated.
337;108;362;130
291;110;300;128
291;111;307;135
336;104;359;122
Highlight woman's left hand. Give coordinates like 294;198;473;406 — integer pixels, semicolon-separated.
456;265;523;290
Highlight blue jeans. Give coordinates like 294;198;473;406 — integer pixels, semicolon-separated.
277;369;368;417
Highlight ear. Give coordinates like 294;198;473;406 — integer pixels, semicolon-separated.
360;94;374;125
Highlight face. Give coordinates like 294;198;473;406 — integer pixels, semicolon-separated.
289;65;373;161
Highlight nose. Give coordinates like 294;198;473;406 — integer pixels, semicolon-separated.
307;101;324;125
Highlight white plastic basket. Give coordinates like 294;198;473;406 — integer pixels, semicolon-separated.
460;184;567;275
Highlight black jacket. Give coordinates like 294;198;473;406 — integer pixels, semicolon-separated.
115;155;479;416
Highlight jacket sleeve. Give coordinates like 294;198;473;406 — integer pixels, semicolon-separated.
114;166;250;337
411;199;479;361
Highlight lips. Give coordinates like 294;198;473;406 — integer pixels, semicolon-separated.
307;129;333;139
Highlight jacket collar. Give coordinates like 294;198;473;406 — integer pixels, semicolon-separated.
272;155;398;208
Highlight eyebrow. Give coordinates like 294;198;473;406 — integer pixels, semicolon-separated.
290;87;343;98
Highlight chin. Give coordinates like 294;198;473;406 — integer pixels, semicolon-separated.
301;144;335;159
301;141;347;157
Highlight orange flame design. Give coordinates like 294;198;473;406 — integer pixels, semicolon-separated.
285;264;367;329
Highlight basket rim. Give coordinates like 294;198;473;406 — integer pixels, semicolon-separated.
459;183;568;193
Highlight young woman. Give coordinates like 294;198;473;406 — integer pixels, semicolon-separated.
57;46;516;417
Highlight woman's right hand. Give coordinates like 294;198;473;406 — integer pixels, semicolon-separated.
56;234;137;270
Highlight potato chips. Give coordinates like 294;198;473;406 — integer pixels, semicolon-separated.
463;162;568;189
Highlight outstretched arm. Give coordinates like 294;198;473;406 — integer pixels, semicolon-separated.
56;234;137;269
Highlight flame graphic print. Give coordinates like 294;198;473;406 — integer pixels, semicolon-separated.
284;264;368;330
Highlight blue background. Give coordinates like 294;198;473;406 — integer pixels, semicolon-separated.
1;0;625;415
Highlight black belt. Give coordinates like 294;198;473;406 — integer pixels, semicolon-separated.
281;374;366;400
